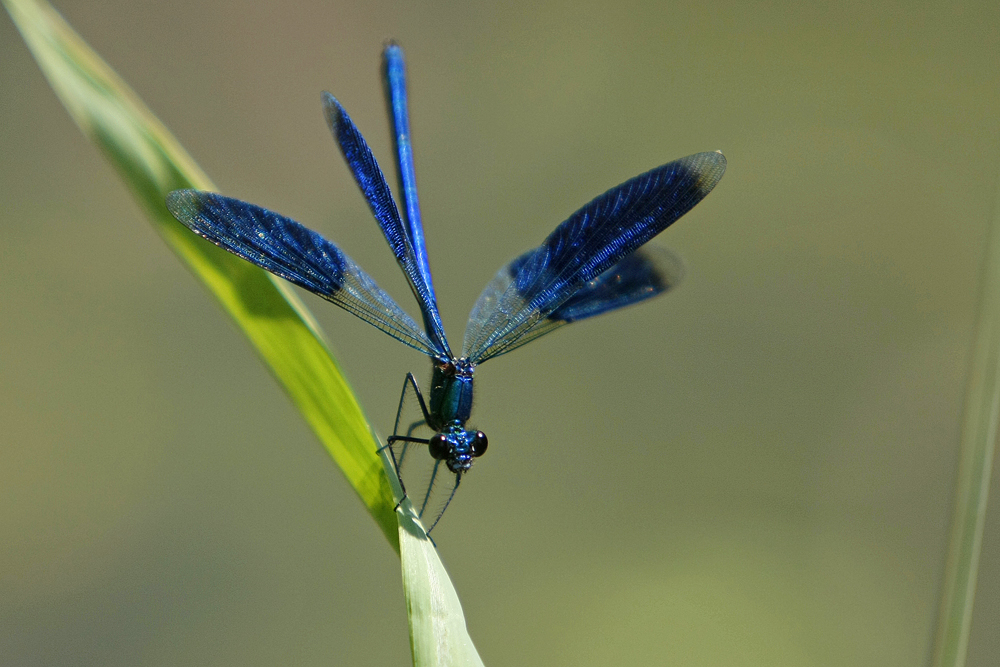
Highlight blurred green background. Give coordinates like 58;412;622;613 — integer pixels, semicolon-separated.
2;0;999;665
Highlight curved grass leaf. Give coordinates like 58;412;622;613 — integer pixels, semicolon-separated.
398;505;486;667
4;0;397;547
4;0;484;663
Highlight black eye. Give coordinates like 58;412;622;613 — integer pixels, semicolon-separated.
428;434;448;460
471;431;488;457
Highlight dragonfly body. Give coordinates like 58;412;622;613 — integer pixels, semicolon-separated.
428;358;475;433
422;357;482;474
166;43;726;532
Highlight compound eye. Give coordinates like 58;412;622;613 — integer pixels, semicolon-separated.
428;433;448;460
471;431;488;457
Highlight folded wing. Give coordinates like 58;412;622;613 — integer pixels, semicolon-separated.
323;93;450;357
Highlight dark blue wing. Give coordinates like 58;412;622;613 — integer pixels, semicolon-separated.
463;151;725;363
381;43;437;313
165;190;439;356
463;246;684;358
322;93;451;358
551;245;684;320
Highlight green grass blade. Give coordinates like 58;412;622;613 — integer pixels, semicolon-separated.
398;513;486;667
928;185;1000;665
3;0;397;548
6;1;487;662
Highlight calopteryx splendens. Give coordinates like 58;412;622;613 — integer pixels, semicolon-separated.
165;43;726;533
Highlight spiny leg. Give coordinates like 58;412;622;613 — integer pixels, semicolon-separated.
426;472;462;535
383;372;433;509
418;459;447;519
396;417;426;470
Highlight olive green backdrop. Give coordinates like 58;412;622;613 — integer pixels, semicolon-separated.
2;1;999;665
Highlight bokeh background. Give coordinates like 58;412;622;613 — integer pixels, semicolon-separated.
2;1;999;665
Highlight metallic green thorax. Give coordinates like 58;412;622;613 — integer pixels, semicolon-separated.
428;358;475;430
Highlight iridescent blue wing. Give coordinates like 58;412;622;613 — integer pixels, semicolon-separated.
165;190;439;357
465;246;684;358
550;246;683;321
323;92;451;358
463;151;725;363
468;246;685;358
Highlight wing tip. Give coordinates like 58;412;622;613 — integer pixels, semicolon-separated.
321;91;347;130
643;245;686;290
686;150;727;195
165;188;200;216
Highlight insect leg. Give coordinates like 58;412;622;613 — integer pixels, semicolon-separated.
386;435;429;445
418;459;444;519
383;372;434;509
425;472;461;535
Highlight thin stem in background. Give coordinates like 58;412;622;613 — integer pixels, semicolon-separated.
928;173;1000;667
